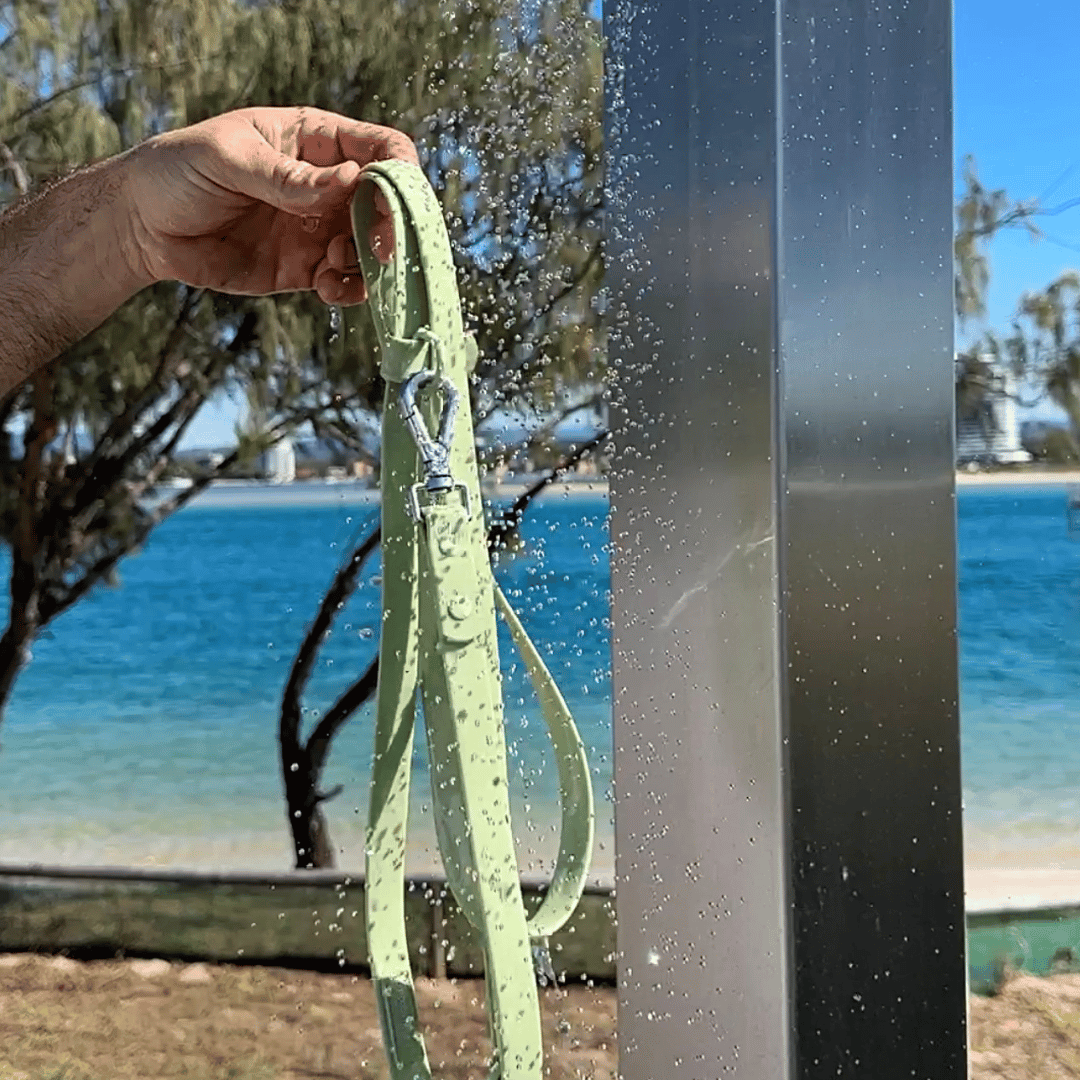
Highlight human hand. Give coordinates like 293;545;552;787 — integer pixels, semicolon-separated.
123;105;419;306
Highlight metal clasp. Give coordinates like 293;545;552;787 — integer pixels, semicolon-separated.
532;937;558;987
399;363;472;522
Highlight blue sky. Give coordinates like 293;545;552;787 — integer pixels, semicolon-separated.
182;0;1080;446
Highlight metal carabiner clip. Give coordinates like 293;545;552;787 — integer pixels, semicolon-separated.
399;368;472;522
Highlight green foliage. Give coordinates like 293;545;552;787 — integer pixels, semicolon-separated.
1033;426;1080;464
954;155;1041;326
990;270;1080;443
954;157;1080;449
0;0;603;716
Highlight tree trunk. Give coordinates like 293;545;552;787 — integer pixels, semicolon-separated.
0;370;55;736
0;564;40;739
0;623;33;735
282;755;337;869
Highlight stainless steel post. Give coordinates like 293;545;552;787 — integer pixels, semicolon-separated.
604;2;967;1077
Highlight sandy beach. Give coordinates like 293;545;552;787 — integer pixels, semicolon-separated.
1;829;1073;915
168;471;1079;509
956;468;1080;487
965;866;1080;913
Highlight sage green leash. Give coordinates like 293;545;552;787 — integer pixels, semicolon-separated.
351;160;595;1080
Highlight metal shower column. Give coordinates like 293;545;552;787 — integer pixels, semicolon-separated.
605;2;967;1077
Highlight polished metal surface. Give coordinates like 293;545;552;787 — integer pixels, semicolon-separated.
605;2;966;1077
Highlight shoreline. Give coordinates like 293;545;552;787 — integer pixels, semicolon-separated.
159;477;608;509
160;470;1080;511
965;866;1080;913
955;469;1080;487
2;834;1076;914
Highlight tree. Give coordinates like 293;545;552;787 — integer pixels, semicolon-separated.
953;156;1040;428
0;0;605;867
0;0;262;725
954;155;1042;328
266;0;605;869
953;155;1080;453
0;0;602;736
993;272;1080;452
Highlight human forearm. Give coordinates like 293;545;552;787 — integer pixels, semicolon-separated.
0;149;153;396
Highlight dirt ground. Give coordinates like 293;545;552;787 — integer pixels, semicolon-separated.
970;971;1080;1080
0;952;1076;1080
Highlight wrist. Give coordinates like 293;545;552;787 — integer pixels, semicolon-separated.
0;149;155;392
100;144;162;292
116;136;167;288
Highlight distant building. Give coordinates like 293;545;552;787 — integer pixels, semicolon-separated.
955;358;1031;467
261;436;296;484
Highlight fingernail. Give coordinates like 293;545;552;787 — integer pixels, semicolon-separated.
301;215;320;233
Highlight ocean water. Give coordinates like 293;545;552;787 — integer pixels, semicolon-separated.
0;483;1077;881
0;485;614;879
957;485;1080;868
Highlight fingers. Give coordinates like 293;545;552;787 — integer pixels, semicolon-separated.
327;216;392;275
316;267;367;306
314;245;367;305
352;182;395;264
292;112;411;264
270;105;418;167
370;217;394;265
336;121;414;265
326;232;361;274
337;122;419;168
372;189;392;257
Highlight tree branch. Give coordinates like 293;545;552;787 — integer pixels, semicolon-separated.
92;286;207;459
0;141;29;195
487;429;609;553
305;655;379;776
299;429;610;775
474;235;603;393
1;53;228;135
37;441;247;626
281;525;382;773
68;306;255;523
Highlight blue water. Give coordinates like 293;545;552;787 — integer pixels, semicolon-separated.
0;487;614;876
0;483;1077;878
957;486;1080;863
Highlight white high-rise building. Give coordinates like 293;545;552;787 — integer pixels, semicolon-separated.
955;357;1031;466
263;436;296;484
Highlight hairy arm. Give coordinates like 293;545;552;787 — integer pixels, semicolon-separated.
0;150;152;396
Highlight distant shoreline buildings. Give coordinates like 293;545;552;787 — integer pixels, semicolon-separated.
260;436;296;485
171;428;609;485
955;356;1032;468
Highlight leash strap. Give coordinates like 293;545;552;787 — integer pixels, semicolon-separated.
351;160;594;1080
